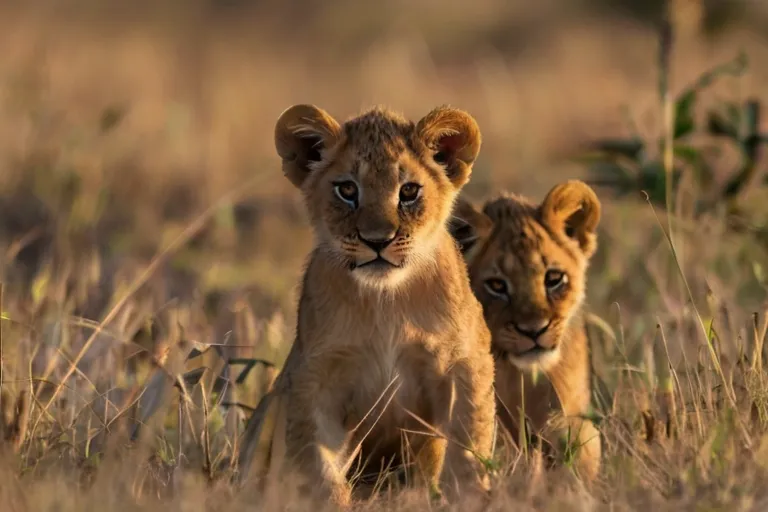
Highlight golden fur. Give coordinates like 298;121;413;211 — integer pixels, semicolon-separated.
237;104;496;506
448;180;602;482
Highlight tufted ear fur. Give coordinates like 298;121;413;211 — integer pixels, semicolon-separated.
274;104;341;188
415;106;482;189
448;196;495;264
540;180;601;257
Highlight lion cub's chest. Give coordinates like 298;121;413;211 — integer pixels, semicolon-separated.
327;321;453;442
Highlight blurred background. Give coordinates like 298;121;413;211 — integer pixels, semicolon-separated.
0;0;766;418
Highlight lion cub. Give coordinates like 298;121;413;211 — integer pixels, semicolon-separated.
238;104;496;506
449;180;602;482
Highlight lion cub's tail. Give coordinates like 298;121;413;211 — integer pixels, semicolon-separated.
233;391;288;489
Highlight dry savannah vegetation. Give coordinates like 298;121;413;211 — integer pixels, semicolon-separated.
1;0;768;510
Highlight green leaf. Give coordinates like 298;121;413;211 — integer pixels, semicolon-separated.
675;51;748;139
673;143;701;164
674;90;697;139
674;143;714;189
707;110;739;139
689;51;748;91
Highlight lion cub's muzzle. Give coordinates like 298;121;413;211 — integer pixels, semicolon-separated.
353;227;406;270
500;317;561;367
511;318;552;349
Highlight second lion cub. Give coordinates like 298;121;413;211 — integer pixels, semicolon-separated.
449;180;602;482
238;104;496;506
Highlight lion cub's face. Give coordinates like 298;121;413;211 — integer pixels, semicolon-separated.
449;181;601;370
274;104;481;290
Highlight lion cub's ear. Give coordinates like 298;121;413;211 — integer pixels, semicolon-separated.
449;196;494;264
540;180;601;257
274;104;342;188
415;106;482;190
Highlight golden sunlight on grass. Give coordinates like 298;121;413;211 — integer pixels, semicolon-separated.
0;1;767;510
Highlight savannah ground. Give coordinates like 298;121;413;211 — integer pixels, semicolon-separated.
0;1;767;510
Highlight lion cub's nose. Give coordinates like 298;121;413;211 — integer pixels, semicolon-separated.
358;231;396;253
512;319;551;343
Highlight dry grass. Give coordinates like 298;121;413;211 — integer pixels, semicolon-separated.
0;1;767;510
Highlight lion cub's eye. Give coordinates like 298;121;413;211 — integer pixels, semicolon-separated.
399;183;422;204
334;181;359;207
544;270;568;293
484;278;509;298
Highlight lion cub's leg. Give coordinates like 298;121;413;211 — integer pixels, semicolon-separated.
440;359;497;502
546;415;601;484
567;417;601;483
413;436;448;499
287;395;353;507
